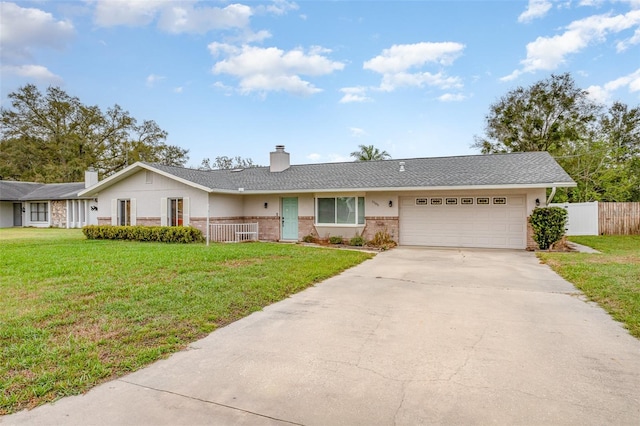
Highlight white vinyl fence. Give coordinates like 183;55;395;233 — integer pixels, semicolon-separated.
549;202;598;236
209;223;259;242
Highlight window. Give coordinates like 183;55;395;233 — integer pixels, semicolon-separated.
30;202;48;222
477;197;490;205
415;198;428;205
445;197;458;205
317;197;365;225
430;198;443;205
461;197;474;205
493;197;507;205
169;198;183;226
118;199;131;226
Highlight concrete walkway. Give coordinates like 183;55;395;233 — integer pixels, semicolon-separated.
3;248;640;425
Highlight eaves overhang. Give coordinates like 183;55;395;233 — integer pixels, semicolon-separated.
204;181;577;195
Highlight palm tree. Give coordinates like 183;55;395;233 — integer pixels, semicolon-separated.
350;144;391;161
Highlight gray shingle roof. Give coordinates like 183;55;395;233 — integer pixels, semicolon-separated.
146;151;574;193
0;181;87;201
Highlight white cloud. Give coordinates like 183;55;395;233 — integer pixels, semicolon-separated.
349;127;366;137
617;27;640;50
585;84;610;103
173;86;184;94
0;2;75;63
306;152;351;163
586;68;640;102
256;0;299;16
363;42;465;93
157;3;253;34
146;73;165;87
364;42;465;74
503;9;640;80
209;43;345;96
438;93;467;102
379;71;462;92
92;0;163;27
1;64;63;84
306;153;322;162
339;86;372;103
91;0;290;39
518;0;553;23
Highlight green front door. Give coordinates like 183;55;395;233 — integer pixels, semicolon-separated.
281;197;298;240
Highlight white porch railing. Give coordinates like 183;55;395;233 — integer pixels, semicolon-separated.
209;223;259;243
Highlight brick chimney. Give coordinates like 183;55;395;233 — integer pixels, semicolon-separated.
270;145;290;172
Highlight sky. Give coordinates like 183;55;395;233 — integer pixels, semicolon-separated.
1;0;639;168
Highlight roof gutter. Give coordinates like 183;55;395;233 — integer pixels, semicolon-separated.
207;182;577;195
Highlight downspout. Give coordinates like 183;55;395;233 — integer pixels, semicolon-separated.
206;193;210;246
546;187;557;206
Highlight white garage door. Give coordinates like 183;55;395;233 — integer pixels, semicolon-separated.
399;195;527;249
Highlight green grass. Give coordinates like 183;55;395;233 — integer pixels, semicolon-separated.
0;228;373;414
537;235;640;339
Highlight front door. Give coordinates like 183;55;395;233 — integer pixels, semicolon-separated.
13;203;22;226
281;197;298;240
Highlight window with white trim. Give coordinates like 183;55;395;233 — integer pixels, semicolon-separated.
316;197;365;225
30;202;48;222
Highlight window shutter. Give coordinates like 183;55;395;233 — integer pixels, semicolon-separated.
111;199;117;225
160;198;167;226
183;197;190;226
130;198;137;226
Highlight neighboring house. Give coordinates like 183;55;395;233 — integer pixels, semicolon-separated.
79;146;575;249
0;170;99;229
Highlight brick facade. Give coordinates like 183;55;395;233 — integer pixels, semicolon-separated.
526;217;538;250
253;216;280;241
298;216;317;241
362;216;400;243
136;217;161;226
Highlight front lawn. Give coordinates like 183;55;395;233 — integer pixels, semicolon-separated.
0;229;373;414
537;235;640;339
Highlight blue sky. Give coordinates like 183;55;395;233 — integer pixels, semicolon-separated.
1;0;639;168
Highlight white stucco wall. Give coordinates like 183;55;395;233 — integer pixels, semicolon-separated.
241;194;314;217
393;188;545;216
97;170;209;220
210;193;243;217
0;202;16;227
365;192;399;216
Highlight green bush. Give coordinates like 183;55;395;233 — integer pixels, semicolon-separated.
349;234;365;246
82;225;205;243
529;207;568;250
328;235;343;244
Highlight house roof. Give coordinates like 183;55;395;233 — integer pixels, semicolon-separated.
79;151;575;196
0;181;88;201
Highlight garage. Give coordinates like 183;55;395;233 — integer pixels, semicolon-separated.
399;195;527;249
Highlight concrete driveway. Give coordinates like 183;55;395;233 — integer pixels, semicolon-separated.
4;247;640;425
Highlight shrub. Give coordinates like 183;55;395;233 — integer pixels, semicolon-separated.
82;225;205;243
302;234;316;243
367;229;397;250
529;207;568;250
349;234;365;247
328;235;344;244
